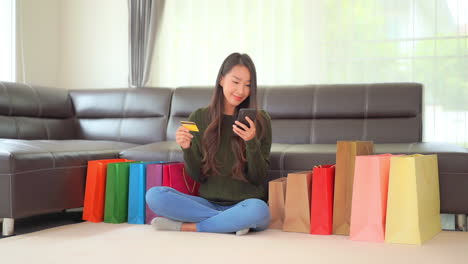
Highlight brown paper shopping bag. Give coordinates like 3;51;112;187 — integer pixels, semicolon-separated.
333;141;374;235
283;171;312;233
268;177;287;229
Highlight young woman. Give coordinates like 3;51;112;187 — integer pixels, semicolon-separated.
146;53;272;235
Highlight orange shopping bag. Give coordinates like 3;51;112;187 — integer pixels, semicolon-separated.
349;154;399;242
82;159;131;222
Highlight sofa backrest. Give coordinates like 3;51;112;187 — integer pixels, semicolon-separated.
166;86;213;141
167;83;422;144
1;82;422;144
69;87;173;144
0;81;76;139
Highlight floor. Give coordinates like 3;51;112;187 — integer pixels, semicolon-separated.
0;210;83;239
1;221;467;264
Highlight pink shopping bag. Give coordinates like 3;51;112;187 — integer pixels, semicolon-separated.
163;162;200;196
349;154;400;242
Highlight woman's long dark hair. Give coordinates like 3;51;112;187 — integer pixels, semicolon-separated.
201;53;266;181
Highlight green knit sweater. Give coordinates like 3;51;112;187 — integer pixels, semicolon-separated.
182;107;272;205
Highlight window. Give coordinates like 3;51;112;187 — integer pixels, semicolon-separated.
317;0;468;147
153;0;467;146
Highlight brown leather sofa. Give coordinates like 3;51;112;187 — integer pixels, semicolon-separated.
1;81;467;236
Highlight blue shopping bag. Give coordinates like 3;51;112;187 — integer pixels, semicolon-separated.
128;161;166;224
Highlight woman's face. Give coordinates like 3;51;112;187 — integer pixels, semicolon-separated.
220;64;251;112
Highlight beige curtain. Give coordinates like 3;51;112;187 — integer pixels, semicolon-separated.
128;0;165;88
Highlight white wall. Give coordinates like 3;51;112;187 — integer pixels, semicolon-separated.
0;0;16;82
16;0;60;87
59;0;128;89
17;0;128;89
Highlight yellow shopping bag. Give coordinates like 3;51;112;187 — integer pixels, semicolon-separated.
385;154;441;245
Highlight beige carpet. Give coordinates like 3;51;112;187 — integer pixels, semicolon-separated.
1;222;467;264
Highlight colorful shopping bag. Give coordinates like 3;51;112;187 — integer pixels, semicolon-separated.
162;162;200;196
104;161;141;224
128;161;166;224
310;165;335;235
350;154;398;242
145;162;176;224
333;141;374;235
385;154;441;245
283;171;312;233
268;177;287;229
82;159;130;222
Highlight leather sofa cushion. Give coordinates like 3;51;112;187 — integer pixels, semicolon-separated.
263;83;421;119
0;116;77;140
269;117;421;144
119;141;184;162
70;88;173;144
0;82;77;139
166;84;422;143
75;117;168;145
119;142;314;177
120;141;289;174
119;141;284;197
70;88;173;118
120;141;467;176
0;82;73;118
0;139;137;218
278;142;468;173
0;139;137;174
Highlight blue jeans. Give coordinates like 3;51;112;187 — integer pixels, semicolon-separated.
145;186;271;233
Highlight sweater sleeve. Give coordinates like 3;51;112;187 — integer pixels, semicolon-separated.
182;109;204;183
244;110;272;186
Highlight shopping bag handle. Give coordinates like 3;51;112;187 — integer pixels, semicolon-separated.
313;165;335;169
182;167;197;194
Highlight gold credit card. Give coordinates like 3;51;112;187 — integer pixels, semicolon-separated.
180;121;199;132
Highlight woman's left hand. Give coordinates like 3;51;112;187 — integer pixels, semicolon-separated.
233;116;256;141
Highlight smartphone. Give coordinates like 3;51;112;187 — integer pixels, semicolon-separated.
236;108;257;128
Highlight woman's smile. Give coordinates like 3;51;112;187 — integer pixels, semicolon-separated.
232;95;244;101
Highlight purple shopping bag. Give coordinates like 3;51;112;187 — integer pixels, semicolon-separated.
145;162;178;224
145;163;164;224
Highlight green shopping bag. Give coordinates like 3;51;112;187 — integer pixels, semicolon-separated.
104;161;142;223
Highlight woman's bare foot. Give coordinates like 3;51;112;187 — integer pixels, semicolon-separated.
181;222;197;232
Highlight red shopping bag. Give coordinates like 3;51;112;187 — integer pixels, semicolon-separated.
163;162;200;196
82;159;131;222
310;165;335;235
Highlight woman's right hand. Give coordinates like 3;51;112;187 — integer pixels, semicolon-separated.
176;126;193;149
